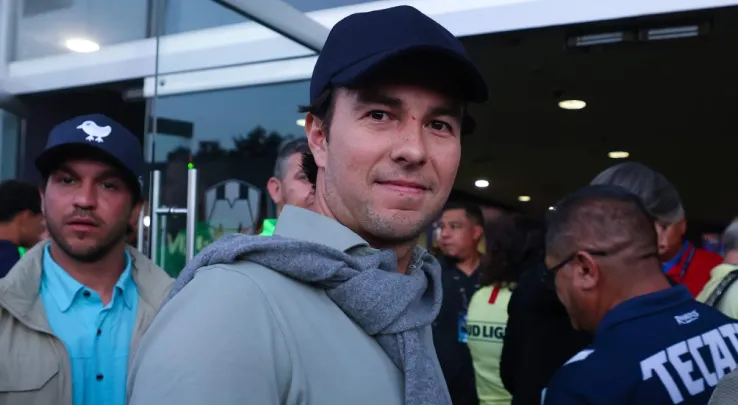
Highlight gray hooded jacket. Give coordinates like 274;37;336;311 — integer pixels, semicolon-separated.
127;206;450;405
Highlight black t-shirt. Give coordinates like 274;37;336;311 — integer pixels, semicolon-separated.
432;258;481;405
0;240;21;278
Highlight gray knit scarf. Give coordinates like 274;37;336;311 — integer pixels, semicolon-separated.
161;233;449;405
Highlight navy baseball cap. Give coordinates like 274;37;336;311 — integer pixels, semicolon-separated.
310;5;488;104
35;114;144;196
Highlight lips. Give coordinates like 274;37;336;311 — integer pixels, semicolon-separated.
66;217;99;231
377;180;429;194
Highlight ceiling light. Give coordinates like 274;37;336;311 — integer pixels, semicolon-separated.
548;206;555;211
474;179;489;188
296;119;306;127
558;100;586;110
143;216;151;227
518;195;531;202
608;151;630;159
64;37;100;53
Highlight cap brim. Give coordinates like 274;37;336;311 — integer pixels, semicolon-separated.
330;45;488;103
37;143;121;174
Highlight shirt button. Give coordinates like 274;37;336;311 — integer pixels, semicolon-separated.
83;291;91;298
96;374;104;381
96;329;102;336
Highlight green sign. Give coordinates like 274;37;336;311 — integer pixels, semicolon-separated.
159;222;216;277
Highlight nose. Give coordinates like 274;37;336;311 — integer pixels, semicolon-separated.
72;181;97;210
388;120;428;167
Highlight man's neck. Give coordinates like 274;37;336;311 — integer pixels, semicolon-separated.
724;250;738;265
49;242;127;305
455;254;480;276
600;268;671;323
0;223;20;246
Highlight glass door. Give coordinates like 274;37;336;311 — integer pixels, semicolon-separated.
143;0;316;277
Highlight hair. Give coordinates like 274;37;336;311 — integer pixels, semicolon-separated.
590;162;684;224
443;201;484;226
0;180;42;223
545;184;658;260
273;137;311;179
481;215;543;286
723;218;738;252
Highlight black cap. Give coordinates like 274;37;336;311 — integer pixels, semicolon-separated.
310;5;488;104
36;114;144;195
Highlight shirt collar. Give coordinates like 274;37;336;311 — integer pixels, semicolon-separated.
275;205;368;252
274;205;434;272
597;285;693;334
662;240;690;272
42;244;136;312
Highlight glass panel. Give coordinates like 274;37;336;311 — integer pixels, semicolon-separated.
162;0;377;35
13;0;149;60
147;81;309;275
162;0;247;35
0;110;21;180
286;0;377;12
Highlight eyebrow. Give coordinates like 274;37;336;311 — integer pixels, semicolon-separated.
354;90;464;121
54;164;125;182
354;90;403;110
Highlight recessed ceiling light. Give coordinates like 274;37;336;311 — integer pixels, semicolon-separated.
64;37;100;53
558;99;586;110
608;151;629;159
518;195;531;202
296;119;306;127
548;206;555;211
474;179;489;188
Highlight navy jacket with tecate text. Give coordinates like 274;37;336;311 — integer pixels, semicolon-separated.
543;285;738;405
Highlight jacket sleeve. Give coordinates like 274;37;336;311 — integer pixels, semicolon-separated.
709;368;738;405
127;265;293;405
499;283;521;393
542;383;590;405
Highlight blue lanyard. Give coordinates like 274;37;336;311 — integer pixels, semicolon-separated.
678;244;696;282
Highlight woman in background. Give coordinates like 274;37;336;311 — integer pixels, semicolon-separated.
466;216;543;405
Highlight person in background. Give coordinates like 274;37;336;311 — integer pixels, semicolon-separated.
434;201;485;405
0;180;45;277
259;137;314;235
126;5;488;405
591;161;722;296
467;216;542;405
499;239;592;404
543;184;737;405
697;218;738;316
0;114;172;405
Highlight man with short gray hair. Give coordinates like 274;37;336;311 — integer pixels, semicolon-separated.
591;162;722;296
259;137;314;235
696;219;738;316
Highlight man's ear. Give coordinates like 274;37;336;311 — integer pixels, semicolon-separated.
472;224;484;242
677;218;687;236
305;113;327;169
38;188;45;215
266;177;282;205
572;251;600;291
129;200;143;232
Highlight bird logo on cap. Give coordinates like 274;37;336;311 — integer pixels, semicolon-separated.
77;120;112;143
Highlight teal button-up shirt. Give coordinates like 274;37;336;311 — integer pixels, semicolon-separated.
40;244;138;405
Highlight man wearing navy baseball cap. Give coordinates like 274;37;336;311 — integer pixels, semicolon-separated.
128;6;487;405
0;114;172;405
